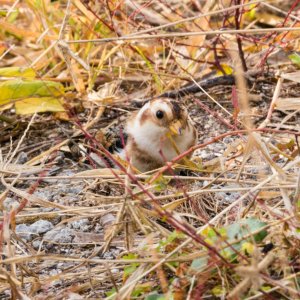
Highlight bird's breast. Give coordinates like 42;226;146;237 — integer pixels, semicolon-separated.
129;120;195;163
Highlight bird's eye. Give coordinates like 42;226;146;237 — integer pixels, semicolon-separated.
156;110;164;119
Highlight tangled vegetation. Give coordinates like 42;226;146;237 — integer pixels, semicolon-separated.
0;0;300;299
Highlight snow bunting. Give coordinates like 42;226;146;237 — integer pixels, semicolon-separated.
120;98;197;172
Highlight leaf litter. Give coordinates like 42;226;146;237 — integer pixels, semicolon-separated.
0;0;300;299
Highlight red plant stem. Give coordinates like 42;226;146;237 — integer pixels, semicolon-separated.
194;97;236;130
212;37;227;75
234;0;248;72
231;85;240;129
0;157;56;247
259;0;300;67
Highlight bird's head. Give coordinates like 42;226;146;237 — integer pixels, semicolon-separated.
138;98;188;136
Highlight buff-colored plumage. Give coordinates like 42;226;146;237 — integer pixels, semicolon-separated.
119;98;197;172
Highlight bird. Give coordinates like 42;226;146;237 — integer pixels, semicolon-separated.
118;97;197;172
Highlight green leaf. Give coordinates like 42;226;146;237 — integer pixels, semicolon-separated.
203;218;267;244
289;53;300;67
131;282;153;297
105;287;116;297
123;253;139;277
216;64;233;75
0;67;36;78
166;230;185;242
7;9;19;23
0;79;64;106
124;264;139;276
15;97;64;115
261;285;272;292
134;46;162;92
122;253;138;260
226;218;267;243
0;79;65;114
159;230;185;248
212;285;226;297
145;293;166;300
149;174;171;192
245;4;257;20
190;257;208;271
241;241;255;254
200;218;268;260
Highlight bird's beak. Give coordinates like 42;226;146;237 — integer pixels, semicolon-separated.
169;120;182;136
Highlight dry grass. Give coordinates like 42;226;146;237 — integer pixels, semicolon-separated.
0;0;300;299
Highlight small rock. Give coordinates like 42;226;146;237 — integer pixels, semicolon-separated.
47;170;75;184
94;223;102;233
102;251;114;260
44;226;75;243
216;192;240;203
16;152;28;164
34;190;53;201
2;198;19;211
32;240;41;250
67;185;84;194
102;248;120;259
49;269;59;276
29;220;54;234
15;224;35;241
53;151;65;165
69;218;90;231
